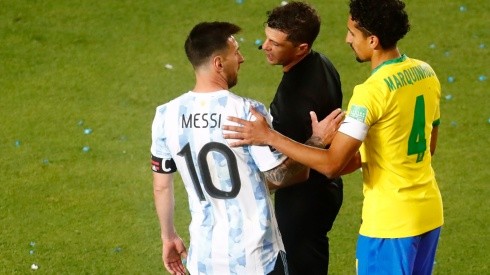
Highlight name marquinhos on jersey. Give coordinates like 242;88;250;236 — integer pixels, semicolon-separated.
384;64;436;92
181;113;222;128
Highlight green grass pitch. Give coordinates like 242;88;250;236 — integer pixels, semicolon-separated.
0;0;488;273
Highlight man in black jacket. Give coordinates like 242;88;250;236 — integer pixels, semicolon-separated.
259;2;344;274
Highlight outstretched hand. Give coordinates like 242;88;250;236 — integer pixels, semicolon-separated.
223;106;272;147
162;236;188;275
310;108;345;146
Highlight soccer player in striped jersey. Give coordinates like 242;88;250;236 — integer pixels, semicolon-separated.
151;21;338;275
224;0;443;274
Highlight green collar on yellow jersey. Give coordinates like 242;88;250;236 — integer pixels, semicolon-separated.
371;54;407;75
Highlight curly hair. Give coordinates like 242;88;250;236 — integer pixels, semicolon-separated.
184;22;241;68
349;0;410;49
265;1;320;47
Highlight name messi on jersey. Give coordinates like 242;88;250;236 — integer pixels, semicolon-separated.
181;113;222;128
384;64;436;92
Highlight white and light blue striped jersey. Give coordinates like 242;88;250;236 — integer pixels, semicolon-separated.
151;90;286;275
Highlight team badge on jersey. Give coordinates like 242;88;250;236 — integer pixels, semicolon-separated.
349;105;368;123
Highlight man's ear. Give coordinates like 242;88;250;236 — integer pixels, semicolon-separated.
213;55;223;71
297;43;310;55
369;35;380;49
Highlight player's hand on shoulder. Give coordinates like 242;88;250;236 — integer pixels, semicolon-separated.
223;106;272;147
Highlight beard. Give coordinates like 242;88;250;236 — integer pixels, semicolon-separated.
350;45;368;63
227;77;238;89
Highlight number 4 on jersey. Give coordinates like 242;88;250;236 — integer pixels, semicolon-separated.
408;95;427;162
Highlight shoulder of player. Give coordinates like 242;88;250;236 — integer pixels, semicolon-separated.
221;91;267;116
154;91;192;115
353;77;388;99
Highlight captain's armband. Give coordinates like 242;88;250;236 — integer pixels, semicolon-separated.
151;155;177;173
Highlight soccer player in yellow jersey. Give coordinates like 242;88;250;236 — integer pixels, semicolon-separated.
223;0;443;274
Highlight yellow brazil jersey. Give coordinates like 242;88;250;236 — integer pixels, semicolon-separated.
346;55;443;238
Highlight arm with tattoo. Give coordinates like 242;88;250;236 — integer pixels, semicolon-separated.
305;136;326;148
263;157;308;190
263;135;325;190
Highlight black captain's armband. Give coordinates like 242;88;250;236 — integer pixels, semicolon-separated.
151;155;177;173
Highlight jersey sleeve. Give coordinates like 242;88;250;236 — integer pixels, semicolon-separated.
339;83;383;141
432;104;441;127
433;79;441;126
248;101;288;172
150;105;177;174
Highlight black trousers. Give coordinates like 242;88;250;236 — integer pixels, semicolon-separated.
274;178;343;275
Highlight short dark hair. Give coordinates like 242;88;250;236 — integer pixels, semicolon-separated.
349;0;410;49
265;1;320;47
184;21;241;68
